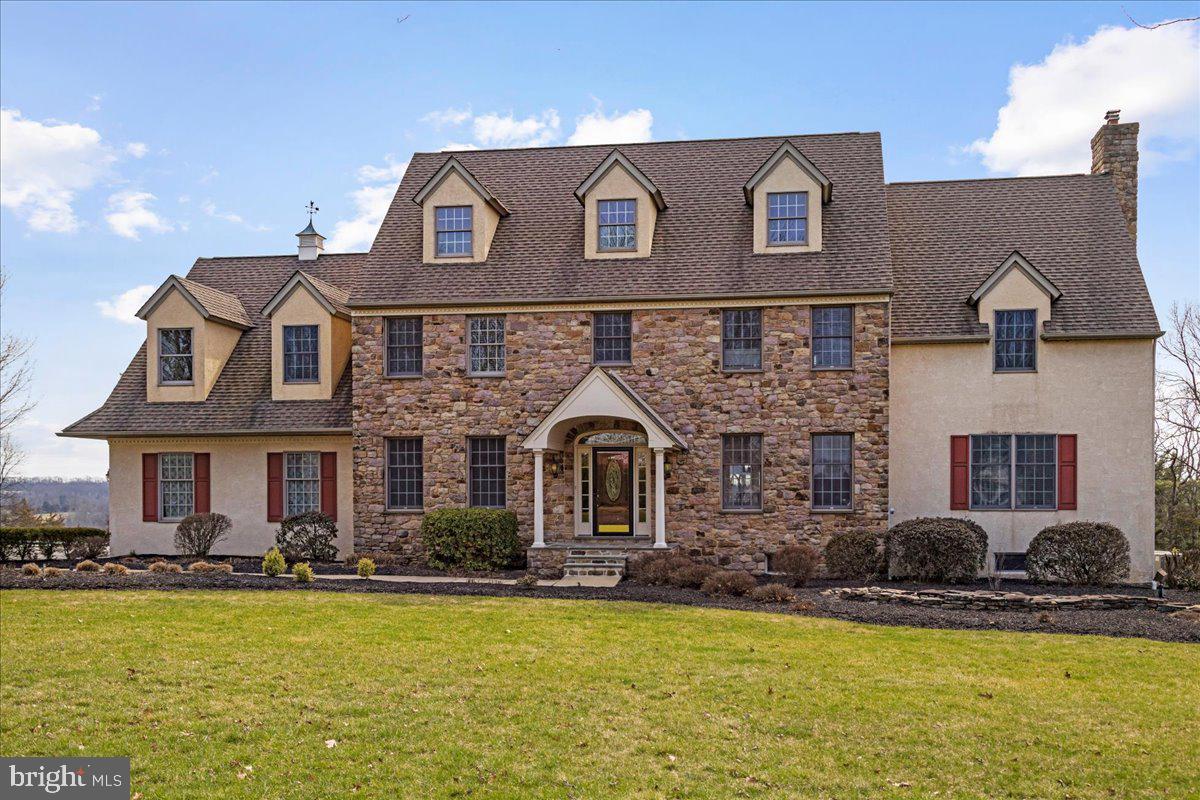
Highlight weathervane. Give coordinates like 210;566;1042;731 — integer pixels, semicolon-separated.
305;201;319;222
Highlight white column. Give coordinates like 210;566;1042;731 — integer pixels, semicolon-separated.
532;450;545;548
653;448;667;548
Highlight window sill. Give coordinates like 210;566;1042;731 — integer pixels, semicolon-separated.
158;382;195;387
765;241;809;248
812;366;853;372
993;369;1037;375
283;380;321;385
384;508;424;515
811;507;855;514
467;373;506;379
720;508;765;515
594;361;633;368
722;368;764;374
969;507;1059;513
384;373;423;380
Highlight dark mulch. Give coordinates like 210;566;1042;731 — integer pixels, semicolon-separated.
2;568;1197;644
15;556;526;580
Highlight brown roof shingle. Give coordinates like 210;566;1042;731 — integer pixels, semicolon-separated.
887;174;1160;340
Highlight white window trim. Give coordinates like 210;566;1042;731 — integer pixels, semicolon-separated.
968;433;1058;511
158;328;195;386
283;451;322;518
158;452;195;522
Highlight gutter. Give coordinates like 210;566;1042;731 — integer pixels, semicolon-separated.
1040;329;1164;341
57;427;353;441
892;334;990;345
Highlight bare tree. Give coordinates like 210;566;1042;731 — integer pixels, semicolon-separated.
0;269;35;502
1156;303;1200;549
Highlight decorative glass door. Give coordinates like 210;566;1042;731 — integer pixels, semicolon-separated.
592;447;633;535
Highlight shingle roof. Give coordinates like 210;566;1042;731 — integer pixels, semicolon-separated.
174;276;255;329
61;253;362;438
300;271;351;317
353;133;893;307
887;174;1160;340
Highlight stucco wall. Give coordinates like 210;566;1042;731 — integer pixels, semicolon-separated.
108;435;354;557
752;155;823;254
420;170;501;264
582;164;657;259
144;289;241;402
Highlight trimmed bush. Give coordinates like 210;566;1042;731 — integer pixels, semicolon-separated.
514;573;539;589
174;512;231;557
772;543;821;587
0;527;109;561
700;570;757;597
421;508;521;571
357;557;376;579
630;552;694;585
1163;550;1200;590
148;561;183;574
42;566;65;577
667;562;718;589
292;562;314;583
1026;522;1130;586
21;563;41;577
750;583;796;603
262;548;287;577
74;559;101;572
188;561;231;574
66;535;109;560
824;530;881;579
886;517;988;583
275;512;339;562
102;562;129;576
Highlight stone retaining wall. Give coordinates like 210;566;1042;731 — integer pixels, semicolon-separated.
822;586;1200;613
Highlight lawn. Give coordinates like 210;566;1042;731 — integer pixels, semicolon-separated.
1;591;1196;799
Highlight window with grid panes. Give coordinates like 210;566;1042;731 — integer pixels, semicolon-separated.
283;325;319;383
766;192;808;245
159;453;194;520
468;316;505;375
722;309;762;371
994;310;1036;372
386;317;423;377
722;434;762;510
468;437;506;508
812;434;852;510
386;438;423;510
285;452;321;516
436;206;472;256
812;306;852;369
597;199;636;251
593;312;632;364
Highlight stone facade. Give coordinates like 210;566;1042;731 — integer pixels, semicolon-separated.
352;302;889;574
1090;113;1139;242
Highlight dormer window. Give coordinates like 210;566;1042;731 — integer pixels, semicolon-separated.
435;206;473;257
598;200;637;251
994;310;1037;372
767;192;808;245
283;324;319;383
158;329;194;385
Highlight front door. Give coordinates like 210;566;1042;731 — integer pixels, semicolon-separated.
592;447;633;536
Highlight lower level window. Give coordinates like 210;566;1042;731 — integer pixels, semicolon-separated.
970;434;1057;510
386;438;424;510
159;453;194;520
285;452;321;516
722;433;762;510
468;437;506;508
812;434;853;510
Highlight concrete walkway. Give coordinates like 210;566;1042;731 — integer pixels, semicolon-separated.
314;573;622;589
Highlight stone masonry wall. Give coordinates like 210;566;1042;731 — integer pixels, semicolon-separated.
352;303;889;573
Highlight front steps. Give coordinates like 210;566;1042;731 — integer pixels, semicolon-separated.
562;548;628;579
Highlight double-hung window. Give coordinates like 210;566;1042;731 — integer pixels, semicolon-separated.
994;310;1037;372
436;206;473;257
386;438;423;510
159;453;195;520
158;328;194;384
284;452;321;517
812;306;852;369
721;433;762;511
970;434;1057;510
468;437;506;508
283;324;319;383
812;434;853;510
722;309;762;371
593;311;632;365
766;191;808;245
468;316;505;376
597;199;636;251
386;317;423;377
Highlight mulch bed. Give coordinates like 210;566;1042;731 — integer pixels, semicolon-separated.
3;567;1197;644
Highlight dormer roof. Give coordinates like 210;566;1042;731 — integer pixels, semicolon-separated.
261;270;351;319
968;250;1062;307
574;149;667;211
412;156;511;217
136;275;254;330
743;140;833;204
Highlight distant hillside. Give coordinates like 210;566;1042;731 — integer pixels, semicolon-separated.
7;478;109;528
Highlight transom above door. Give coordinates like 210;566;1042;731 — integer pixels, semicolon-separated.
575;431;651;537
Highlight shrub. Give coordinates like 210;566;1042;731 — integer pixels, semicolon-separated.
262;548;287;577
66;535;109;560
772;543;821;586
885;517;988;583
174;512;232;557
102;562;129;576
1163;550;1200;590
700;570;757;597
74;559;101;572
1026;522;1130;585
357;558;376;579
187;561;229;574
631;551;694;585
514;573;539;589
148;561;182;574
292;562;314;583
21;563;41;577
824;530;882;579
0;527;109;560
42;566;65;577
275;512;339;562
750;582;796;603
421;508;520;571
667;562;717;589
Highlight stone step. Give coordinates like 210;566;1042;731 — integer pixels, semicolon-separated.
563;551;627;582
567;549;632;558
563;567;624;577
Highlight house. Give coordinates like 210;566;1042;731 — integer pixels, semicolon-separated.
61;111;1160;580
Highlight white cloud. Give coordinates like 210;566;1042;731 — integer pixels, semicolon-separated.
327;157;409;252
356;155;410;183
421;106;472;129
96;283;156;324
473;110;561;148
125;141;149;158
969;22;1199;175
201;200;270;232
441;142;480;152
86;94;103;113
0;108;116;233
566;107;654;146
105;190;172;239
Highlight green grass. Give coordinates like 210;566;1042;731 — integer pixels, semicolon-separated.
1;591;1196;799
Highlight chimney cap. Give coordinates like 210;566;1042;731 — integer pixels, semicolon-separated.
1105;109;1121;124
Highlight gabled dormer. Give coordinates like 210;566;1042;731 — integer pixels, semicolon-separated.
969;251;1062;373
413;157;510;265
136;275;252;403
575;149;666;260
261;270;352;401
744;141;832;254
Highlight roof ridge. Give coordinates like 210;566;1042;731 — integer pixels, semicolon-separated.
193;252;367;262
886;173;1099;188
412;130;878;157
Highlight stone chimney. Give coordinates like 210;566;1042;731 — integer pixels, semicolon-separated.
296;206;325;261
1090;110;1139;243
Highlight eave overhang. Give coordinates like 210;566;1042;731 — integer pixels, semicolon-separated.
968;251;1062;307
412;156;511;217
574;149;667;211
743;141;833;205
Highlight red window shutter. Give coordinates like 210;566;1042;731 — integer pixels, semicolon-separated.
320;452;338;521
267;453;284;522
1058;434;1077;510
142;453;158;522
950;436;970;510
193;453;211;514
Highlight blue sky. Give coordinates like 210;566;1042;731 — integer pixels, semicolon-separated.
2;1;1198;478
